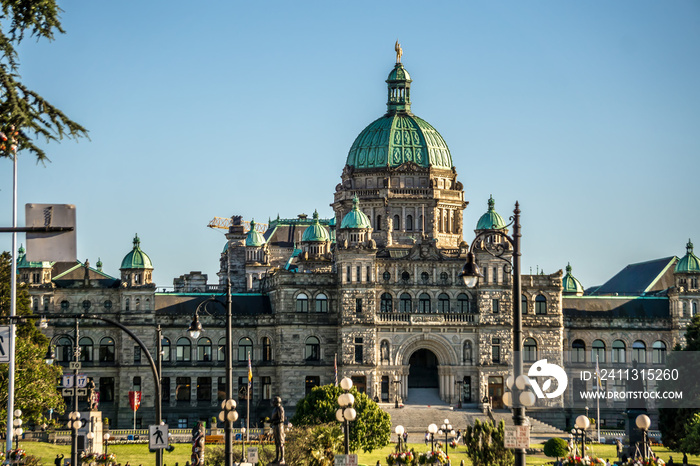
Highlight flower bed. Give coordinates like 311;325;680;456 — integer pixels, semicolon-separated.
626;458;666;466
7;449;27;462
418;450;449;465
386;451;415;465
562;455;607;465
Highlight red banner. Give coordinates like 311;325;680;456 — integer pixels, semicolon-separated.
128;391;141;411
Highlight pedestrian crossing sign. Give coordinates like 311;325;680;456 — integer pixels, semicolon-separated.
149;424;168;449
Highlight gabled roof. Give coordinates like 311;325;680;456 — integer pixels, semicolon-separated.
563;296;669;320
586;256;677;296
155;293;272;316
52;260;120;288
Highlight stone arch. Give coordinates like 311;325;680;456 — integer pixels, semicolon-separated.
395;333;459;366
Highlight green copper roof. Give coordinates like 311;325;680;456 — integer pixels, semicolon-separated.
476;195;506;230
245;220;266;247
562;263;584;294
302;210;330;242
675;239;700;273
341;197;372;229
120;234;153;270
16;244;52;269
345;62;452;170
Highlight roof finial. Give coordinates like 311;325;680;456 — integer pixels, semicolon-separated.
687;238;694;253
395;40;403;64
488;195;495;210
566;262;572;274
133;234;140;249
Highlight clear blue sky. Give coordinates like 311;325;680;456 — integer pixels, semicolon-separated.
1;1;699;290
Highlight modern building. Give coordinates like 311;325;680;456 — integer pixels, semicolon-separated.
23;53;699;431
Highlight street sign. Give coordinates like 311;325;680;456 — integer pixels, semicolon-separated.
69;362;82;370
62;388;74;396
247;448;258;463
0;325;9;363
25;203;77;262
77;375;87;388
334;454;358;466
149;424;169;449
62;375;74;388
77;389;88;396
504;425;530;449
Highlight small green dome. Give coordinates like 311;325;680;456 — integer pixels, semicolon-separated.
245;220;266;247
346;61;452;170
302;211;330;242
675;239;700;273
120;234;153;270
341;197;372;229
562;263;584;295
476;195;506;230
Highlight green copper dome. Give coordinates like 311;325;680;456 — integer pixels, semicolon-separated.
675;239;700;273
245;220;266;247
476;196;506;230
302;211;330;242
341;197;372;229
120;234;153;270
346;62;452;170
562;263;584;295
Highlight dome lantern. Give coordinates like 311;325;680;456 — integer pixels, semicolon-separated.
476;195;507;231
302;210;330;243
341;197;372;230
562;263;584;296
675;239;700;274
245;220;266;247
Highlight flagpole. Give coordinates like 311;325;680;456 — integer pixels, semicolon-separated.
596;355;601;443
247;351;251;444
334;353;338;386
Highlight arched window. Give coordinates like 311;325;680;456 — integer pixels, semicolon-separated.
315;293;328;313
217;337;226;362
176;338;191;362
238;337;253;362
125;298;130;311
393;215;400;230
296;293;308;312
305;336;320;361
57;336;72;362
197;337;212;362
632;341;646;364
693;302;698;316
521;295;528;315
419;293;431;313
135;298;141;310
438;294;450;313
418;215;424;231
406;215;413;231
535;295;547;315
592;340;605;363
162;337;171;362
457;294;470;313
380;293;393;313
99;337;115;362
401;271;410;282
262;337;272;362
440;272;449;284
652;341;666;364
682;301;687;317
523;338;537;362
612;340;625;364
572;339;586;363
79;337;93;363
400;293;412;313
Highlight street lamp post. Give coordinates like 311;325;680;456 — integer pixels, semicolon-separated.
460;201;528;466
70;318;81;466
394;425;405;452
103;433;110;458
437;419;454;451
12;409;22;450
427;423;438;452
575;415;590;456
635;414;651;458
189;280;235;466
336;377;357;455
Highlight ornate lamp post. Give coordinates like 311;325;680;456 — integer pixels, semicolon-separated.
427;423;438;452
635;414;651;458
188;280;235;466
103;433;110;458
86;432;94;453
395;425;405;452
575;415;590;456
336;377;357;455
460;201;528;466
12;409;22;450
437;419;454;450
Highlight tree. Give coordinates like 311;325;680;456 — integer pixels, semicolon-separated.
680;413;700;455
658;314;700;451
290;384;391;453
0;251;65;426
0;0;88;163
543;437;569;462
462;419;514;466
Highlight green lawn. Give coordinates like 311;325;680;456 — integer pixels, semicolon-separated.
16;440;700;466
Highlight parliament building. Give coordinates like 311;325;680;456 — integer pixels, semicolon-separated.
21;52;700;431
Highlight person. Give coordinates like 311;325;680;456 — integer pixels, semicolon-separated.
668;456;674;466
425;432;429;445
271;396;286;464
403;431;408;445
456;429;462;442
683;453;688;466
605;459;611;466
55;454;64;466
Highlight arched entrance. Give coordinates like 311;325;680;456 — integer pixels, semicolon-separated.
408;349;439;388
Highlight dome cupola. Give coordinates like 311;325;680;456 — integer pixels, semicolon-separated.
120;234;153;270
675;239;700;274
302;211;330;242
245;220;266;247
562;263;584;296
476;195;506;230
341;196;372;230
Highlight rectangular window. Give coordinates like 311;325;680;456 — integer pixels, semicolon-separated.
492;299;499;314
134;346;141;365
305;376;320;395
217;377;227;401
491;342;500;364
354;338;363;364
197;377;212;401
99;377;114;403
351;376;367;393
178;418;188;429
162;377;170;402
262;377;272;400
176;377;191;402
133;376;141;392
355;298;363;314
492;267;497;284
346;266;351;282
238;377;251;400
357;266;361;282
366;266;371;282
573;378;586;402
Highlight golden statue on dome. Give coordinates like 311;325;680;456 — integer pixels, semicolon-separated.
395;40;403;64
